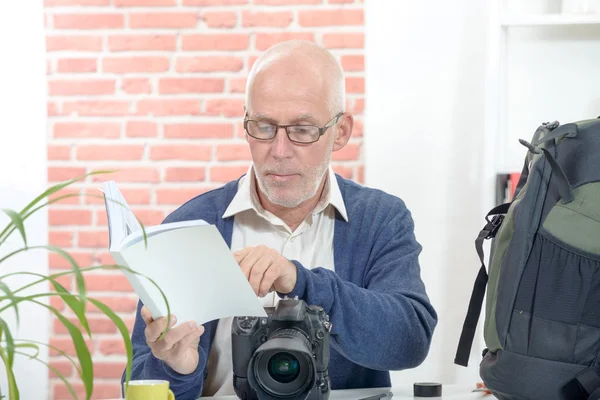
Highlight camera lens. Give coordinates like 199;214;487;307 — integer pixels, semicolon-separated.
267;352;300;384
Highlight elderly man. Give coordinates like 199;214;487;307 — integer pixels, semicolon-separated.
123;40;437;399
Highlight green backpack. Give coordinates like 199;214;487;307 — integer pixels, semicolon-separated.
455;118;600;400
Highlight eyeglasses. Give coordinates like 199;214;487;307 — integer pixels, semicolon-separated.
243;111;344;144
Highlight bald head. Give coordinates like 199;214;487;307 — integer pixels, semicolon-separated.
245;40;346;115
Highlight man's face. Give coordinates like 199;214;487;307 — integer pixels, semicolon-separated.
245;65;337;209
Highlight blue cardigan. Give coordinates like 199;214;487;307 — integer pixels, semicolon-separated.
123;175;438;399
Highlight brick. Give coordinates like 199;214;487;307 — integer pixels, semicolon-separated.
46;35;103;52
299;9;363;26
115;0;175;5
48;79;115;96
159;78;224;94
165;167;206;182
103;56;169;73
201;11;237;28
63;101;130;116
332;165;353;179
92;361;127;379
49;231;74;248
345;77;364;93
48;338;93;357
90;167;159;183
122;78;152;94
53;122;121;139
205;98;245;117
215;144;251;161
49;188;80;205
88;187;150;205
230;77;246;93
150;144;211;161
48;145;71;161
182;34;249;51
323;33;364;48
211;165;249;182
45;210;88;230
357;165;364;184
126;121;157;138
46;0;109;5
133;209;166;225
78;231;109;248
48;102;60;116
175;56;243;73
86;296;138;313
48;167;86;182
129;12;199;29
48;361;72;380
183;0;247;4
255;32;314;51
352;98;364;114
50;297;65;312
98;338;126;355
353;118;363;137
53;382;120;400
136;99;201;116
242;11;293;27
53;317;117;334
76;145;144;161
332;142;360;161
254;0;320;3
48;250;93;270
95;252;116;265
341;55;364;71
53;14;125;30
248;55;258;70
85;274;132;292
164;123;233;139
156;188;210;205
108;35;176;52
56;58;97;73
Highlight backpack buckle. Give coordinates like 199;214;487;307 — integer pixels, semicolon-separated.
485;214;504;239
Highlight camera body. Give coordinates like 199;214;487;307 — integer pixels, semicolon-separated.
232;297;332;400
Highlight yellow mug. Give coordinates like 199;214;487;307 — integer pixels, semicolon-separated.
125;380;175;400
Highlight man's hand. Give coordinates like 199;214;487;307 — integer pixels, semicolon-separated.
234;245;297;297
141;306;204;375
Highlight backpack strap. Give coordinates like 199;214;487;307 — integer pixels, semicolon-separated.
562;365;600;399
454;203;510;367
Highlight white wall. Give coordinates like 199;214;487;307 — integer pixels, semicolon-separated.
0;2;49;399
365;0;490;386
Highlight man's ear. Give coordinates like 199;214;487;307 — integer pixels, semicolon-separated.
332;113;353;151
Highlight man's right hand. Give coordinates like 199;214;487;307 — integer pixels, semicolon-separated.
141;306;205;375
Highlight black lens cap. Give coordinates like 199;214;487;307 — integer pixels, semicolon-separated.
413;382;442;397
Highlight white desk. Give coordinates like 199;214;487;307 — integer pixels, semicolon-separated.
197;385;492;399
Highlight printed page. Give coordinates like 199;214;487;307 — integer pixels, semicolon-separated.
120;224;267;325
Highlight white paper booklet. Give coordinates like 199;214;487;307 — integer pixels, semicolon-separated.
102;180;267;326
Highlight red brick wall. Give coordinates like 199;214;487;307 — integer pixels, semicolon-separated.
44;0;364;398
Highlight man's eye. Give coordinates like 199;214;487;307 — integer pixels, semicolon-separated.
257;123;274;133
290;126;315;135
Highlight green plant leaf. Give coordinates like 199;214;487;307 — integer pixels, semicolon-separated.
14;349;78;400
12;343;39;358
51;279;91;338
0;209;26;247
0;347;19;400
0;282;20;328
28;299;93;400
14;339;81;377
0;318;15;369
88;298;133;384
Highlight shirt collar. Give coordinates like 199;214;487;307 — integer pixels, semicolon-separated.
222;164;348;222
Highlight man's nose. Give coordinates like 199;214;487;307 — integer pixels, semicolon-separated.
271;127;293;159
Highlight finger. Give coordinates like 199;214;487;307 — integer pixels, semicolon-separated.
154;321;199;354
169;325;205;360
233;247;252;263
140;306;154;325
239;250;262;281
258;267;278;297
145;315;177;344
249;256;272;295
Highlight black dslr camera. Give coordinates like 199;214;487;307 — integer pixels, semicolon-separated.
231;297;332;400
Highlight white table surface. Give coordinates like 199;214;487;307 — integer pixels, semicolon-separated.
195;385;492;399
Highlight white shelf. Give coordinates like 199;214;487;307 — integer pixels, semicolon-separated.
501;13;600;26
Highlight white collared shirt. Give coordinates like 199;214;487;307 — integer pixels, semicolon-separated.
201;164;348;397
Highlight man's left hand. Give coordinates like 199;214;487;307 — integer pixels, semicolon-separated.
233;245;297;297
